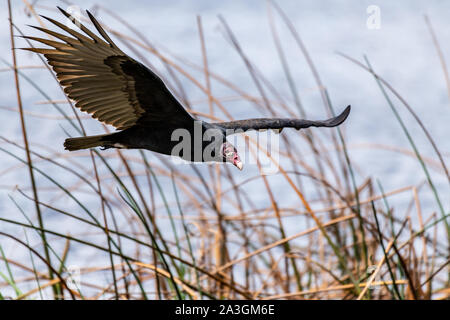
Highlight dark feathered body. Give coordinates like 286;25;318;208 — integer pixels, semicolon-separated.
24;8;351;170
65;121;227;163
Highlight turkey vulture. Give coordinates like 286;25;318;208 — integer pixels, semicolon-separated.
23;8;351;170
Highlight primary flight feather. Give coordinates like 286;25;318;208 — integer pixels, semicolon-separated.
23;8;351;170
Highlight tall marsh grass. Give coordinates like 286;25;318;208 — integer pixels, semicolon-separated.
0;1;449;300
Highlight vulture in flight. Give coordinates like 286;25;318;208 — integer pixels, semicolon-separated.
23;8;351;170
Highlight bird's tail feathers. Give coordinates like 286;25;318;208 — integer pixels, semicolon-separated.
64;134;111;151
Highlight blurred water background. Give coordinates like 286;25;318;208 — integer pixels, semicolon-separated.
0;0;449;298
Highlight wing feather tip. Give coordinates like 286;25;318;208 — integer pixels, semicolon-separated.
339;104;351;123
85;9;95;19
56;6;70;17
327;105;351;127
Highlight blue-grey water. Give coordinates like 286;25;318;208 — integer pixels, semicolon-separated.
0;0;449;298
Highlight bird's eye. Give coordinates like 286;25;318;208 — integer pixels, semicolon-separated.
224;150;234;158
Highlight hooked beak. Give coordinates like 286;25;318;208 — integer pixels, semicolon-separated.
235;159;243;171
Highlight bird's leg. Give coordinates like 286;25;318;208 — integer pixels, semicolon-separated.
100;143;116;150
100;142;128;150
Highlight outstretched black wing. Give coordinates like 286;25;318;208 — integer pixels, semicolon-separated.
22;7;193;130
217;105;350;135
